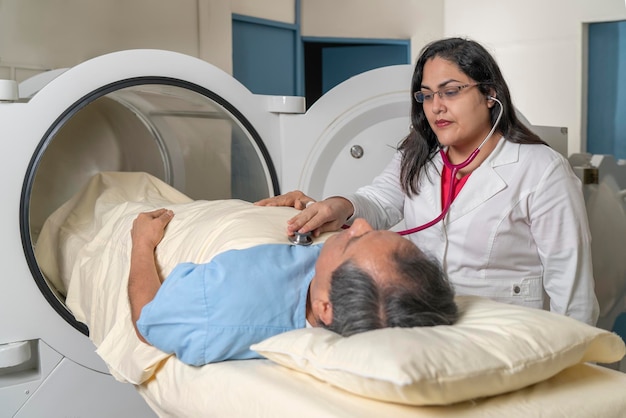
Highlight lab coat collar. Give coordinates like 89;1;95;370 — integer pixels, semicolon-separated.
484;136;520;167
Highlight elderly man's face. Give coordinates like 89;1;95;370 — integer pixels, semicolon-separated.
307;218;411;326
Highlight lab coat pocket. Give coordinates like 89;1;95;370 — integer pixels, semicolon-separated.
510;276;543;304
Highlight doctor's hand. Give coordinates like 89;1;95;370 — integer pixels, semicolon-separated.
131;208;174;250
254;190;315;210
287;197;354;237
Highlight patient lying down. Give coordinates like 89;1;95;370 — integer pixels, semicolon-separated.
35;171;457;369
130;209;458;366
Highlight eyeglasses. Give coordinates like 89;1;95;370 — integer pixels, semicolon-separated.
413;83;480;103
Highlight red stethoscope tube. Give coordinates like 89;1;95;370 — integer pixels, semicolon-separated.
396;147;480;235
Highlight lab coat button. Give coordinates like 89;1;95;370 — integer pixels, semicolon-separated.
513;285;521;294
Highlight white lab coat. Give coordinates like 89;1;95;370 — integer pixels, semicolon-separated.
348;138;600;325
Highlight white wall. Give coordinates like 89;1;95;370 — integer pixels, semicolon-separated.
444;0;626;154
2;0;622;154
232;0;296;23
0;0;438;80
0;0;223;77
301;0;443;59
0;0;290;77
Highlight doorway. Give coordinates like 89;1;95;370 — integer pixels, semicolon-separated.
303;39;410;108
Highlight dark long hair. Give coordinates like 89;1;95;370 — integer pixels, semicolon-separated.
324;244;458;337
398;37;546;196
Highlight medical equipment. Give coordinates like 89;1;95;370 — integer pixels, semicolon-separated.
569;153;626;360
397;96;504;235
289;231;314;246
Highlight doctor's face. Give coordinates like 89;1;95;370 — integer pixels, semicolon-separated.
420;56;493;152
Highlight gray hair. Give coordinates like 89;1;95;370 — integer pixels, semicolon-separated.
324;244;458;337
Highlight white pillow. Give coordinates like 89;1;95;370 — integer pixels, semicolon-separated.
252;295;625;406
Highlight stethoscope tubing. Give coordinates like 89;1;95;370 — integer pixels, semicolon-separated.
397;149;474;236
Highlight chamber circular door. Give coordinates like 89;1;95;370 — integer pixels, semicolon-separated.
23;77;279;335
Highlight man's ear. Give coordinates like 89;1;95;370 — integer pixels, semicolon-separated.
313;299;333;326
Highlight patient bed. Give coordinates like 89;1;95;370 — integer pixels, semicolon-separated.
35;172;626;418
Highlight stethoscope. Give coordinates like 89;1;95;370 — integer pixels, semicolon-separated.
397;96;503;236
289;96;503;245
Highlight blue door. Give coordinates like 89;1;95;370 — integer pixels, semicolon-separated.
587;20;626;158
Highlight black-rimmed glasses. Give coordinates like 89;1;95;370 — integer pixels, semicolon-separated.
414;83;480;103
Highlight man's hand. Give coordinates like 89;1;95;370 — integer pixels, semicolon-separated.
129;208;174;344
131;208;174;251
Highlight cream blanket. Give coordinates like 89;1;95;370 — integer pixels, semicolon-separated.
35;171;329;383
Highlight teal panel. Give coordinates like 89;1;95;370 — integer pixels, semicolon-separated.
232;19;297;96
587;21;626;158
613;312;626;343
321;44;409;93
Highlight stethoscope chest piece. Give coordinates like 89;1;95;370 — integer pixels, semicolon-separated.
288;232;313;246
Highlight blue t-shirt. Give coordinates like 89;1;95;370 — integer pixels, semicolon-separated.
136;243;321;366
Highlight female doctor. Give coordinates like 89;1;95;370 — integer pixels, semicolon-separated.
256;37;599;326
